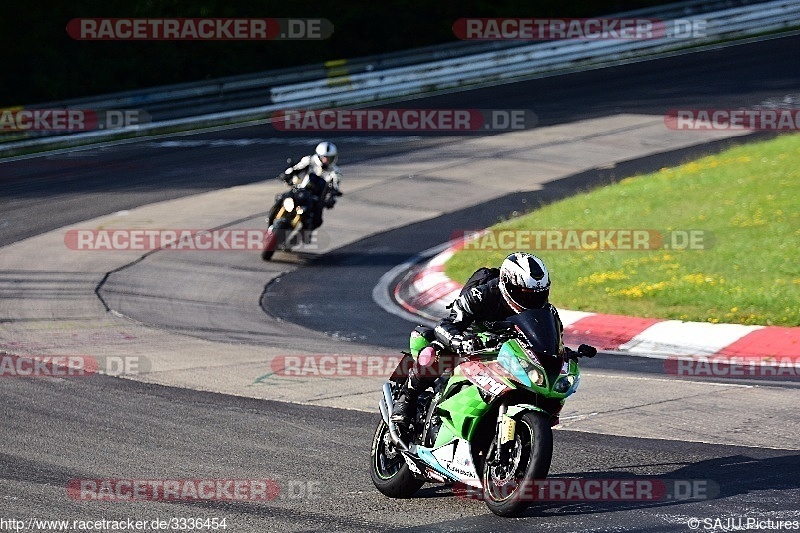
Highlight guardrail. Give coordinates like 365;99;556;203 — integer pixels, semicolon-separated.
18;41;525;120
19;0;758;116
269;0;800;107
2;0;798;157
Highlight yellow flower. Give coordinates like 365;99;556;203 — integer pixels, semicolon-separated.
612;281;668;298
682;273;705;285
577;270;629;286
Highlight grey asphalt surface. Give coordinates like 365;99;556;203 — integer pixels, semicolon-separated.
2;373;799;532
1;35;799;532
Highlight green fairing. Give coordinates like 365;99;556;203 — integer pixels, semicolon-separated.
433;377;494;446
506;340;529;364
500;338;581;400
431;423;460;448
506;404;548;418
407;327;581;449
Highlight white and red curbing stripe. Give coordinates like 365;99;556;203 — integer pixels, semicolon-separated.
393;241;800;360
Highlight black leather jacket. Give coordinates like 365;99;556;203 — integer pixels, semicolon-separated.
434;278;564;351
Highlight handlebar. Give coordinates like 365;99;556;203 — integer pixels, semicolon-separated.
456;330;598;361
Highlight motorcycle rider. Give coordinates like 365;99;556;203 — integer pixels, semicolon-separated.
392;252;594;426
272;141;343;231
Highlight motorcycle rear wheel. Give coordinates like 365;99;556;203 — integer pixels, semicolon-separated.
482;411;553;517
370;418;424;498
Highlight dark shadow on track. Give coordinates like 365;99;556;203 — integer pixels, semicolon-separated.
517;452;800;517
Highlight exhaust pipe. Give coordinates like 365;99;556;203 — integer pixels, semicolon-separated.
379;396;390;423
381;383;409;452
382;383;395;418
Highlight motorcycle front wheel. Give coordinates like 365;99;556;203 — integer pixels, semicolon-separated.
482;411;553;517
261;219;292;261
261;229;278;261
370;418;424;498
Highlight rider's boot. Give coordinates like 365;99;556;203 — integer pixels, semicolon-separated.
391;375;421;427
391;358;440;428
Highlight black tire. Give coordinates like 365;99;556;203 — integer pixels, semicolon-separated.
370;419;424;498
261;230;277;261
482;411;553;517
272;220;293;252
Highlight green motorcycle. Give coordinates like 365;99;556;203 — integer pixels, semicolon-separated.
370;308;596;516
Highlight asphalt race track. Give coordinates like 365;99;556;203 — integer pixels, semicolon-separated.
2;35;800;532
3;373;800;531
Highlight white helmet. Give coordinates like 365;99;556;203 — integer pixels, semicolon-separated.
499;252;551;313
313;141;338;170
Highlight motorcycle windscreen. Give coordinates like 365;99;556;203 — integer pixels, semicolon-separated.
508;308;560;359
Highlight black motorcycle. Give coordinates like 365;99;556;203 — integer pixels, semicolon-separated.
261;166;339;261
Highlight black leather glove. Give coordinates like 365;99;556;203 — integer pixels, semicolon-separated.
452;333;481;355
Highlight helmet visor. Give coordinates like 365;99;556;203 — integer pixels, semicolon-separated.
506;284;549;310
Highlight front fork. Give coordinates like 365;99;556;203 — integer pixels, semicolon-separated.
285;215;304;245
268;207;304;247
496;402;508;450
487;402;515;467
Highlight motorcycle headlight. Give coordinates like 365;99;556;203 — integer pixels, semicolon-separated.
283;197;295;212
498;343;550;389
295;206;305;215
553;375;578;395
527;367;545;387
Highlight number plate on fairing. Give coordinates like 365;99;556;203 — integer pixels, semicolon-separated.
459;360;512;397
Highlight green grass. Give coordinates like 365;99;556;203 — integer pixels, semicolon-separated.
445;134;800;326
